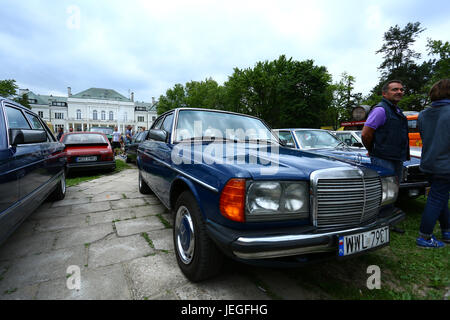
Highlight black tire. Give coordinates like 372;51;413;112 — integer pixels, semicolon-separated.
48;171;66;201
173;191;223;282
138;171;152;194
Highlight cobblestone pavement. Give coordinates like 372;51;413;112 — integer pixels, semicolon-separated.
0;165;326;300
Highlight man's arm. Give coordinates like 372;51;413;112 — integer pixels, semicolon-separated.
361;125;375;153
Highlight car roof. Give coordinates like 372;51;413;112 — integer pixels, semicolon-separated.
0;97;40;116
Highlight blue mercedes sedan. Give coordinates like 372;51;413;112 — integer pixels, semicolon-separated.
0;97;66;245
137;108;405;282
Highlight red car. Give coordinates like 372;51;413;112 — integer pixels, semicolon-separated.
60;132;116;174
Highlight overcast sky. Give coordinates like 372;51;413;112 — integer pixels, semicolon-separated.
1;0;449;103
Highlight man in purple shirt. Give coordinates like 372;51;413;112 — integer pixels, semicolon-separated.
361;80;410;182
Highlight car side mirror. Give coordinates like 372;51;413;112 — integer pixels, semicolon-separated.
9;129;47;146
352;142;363;148
148;129;168;142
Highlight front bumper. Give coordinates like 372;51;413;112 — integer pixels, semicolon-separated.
206;206;405;261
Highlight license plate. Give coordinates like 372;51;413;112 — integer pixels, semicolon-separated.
338;226;389;257
76;156;97;162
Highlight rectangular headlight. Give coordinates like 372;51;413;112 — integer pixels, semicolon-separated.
246;181;309;221
381;176;398;205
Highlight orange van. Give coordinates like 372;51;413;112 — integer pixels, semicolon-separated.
407;114;422;147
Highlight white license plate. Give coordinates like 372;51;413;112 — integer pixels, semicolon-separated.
77;156;97;162
338;226;389;257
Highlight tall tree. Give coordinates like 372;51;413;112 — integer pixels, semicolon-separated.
0;79;18;98
157;84;186;115
327;72;362;129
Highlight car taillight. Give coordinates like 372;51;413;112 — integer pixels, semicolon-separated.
219;178;246;223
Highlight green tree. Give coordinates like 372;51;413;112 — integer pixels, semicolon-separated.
327;72;362;129
426;38;450;84
223;55;333;128
157;83;186;115
0;79;18;98
184;78;225;110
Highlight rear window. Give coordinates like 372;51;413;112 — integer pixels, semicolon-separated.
90;127;113;135
63;133;108;144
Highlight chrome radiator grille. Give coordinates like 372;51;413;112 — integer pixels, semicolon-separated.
311;168;382;229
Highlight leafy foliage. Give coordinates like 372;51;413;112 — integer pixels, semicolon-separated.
0;79;18;98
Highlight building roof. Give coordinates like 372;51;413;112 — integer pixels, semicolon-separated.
28;91;67;105
71;88;131;102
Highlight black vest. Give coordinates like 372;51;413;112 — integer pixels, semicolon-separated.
371;98;409;161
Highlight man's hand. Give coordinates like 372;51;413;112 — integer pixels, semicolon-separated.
361;126;375;153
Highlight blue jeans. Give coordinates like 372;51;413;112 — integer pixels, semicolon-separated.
419;178;450;237
370;156;403;183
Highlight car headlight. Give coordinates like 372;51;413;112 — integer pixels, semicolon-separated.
381;176;398;205
246;181;309;221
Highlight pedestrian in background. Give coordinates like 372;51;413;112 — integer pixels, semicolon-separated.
112;126;122;156
361;80;410;183
416;79;450;248
56;127;64;141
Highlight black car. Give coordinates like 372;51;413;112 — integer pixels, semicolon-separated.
125;130;149;163
0;97;66;245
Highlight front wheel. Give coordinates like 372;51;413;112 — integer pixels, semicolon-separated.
173;191;223;282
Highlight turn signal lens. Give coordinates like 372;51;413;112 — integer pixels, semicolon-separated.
220;179;246;223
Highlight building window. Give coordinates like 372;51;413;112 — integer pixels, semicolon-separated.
38;111;44;118
109;111;114;120
101;110;106;120
124;112;128;121
76;109;81;120
55;112;64;119
55;124;65;133
93;110;98;120
152;116;156;121
138;116;145;122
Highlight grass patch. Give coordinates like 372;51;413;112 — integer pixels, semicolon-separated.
285;196;449;300
66;160;132;187
156;213;172;229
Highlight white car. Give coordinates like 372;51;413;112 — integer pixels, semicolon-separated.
332;130;364;148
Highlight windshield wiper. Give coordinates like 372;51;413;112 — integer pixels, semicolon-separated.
244;138;279;145
334;141;349;149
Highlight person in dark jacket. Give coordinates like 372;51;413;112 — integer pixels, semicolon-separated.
416;79;450;248
361;80;410;182
56;127;64;141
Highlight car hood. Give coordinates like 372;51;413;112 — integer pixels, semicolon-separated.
173;142;390;184
308;147;421;167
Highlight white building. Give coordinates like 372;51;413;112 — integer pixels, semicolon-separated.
24;87;157;134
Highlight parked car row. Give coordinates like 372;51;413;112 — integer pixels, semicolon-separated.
0;97;426;283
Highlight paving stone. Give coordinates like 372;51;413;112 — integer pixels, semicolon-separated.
88;234;154;268
88;208;135;226
0;284;39;300
35;214;89;232
0;246;86;291
54;223;115;250
174;273;270;300
110;198;147;210
146;229;174;251
31;205;73;220
115;217;166;237
135;204;167;217
35;264;131;300
90;192;123;203
51;197;91;208
0;231;57;260
72;201;111;214
126;253;188;299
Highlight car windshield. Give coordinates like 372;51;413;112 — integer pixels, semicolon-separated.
175;110;279;143
294;130;342;149
90;127;113;135
63;133;108;144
